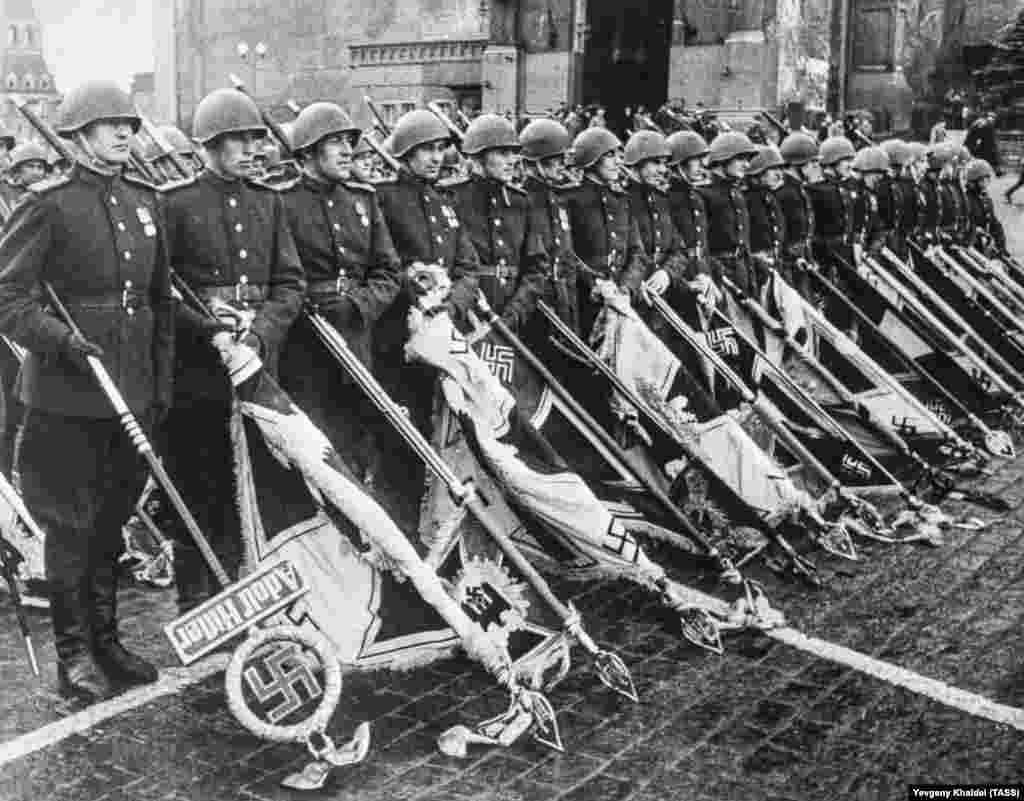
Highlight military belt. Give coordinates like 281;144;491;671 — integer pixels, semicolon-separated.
307;274;355;296
60;285;150;317
196;280;267;309
710;247;748;260
481;261;516;285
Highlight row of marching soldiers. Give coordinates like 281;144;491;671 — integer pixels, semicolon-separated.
0;74;1009;706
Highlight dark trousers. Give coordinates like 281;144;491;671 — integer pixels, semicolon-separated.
161;400;243;612
16;409;147;659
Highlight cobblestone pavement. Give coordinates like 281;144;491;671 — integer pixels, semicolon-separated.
0;185;1021;801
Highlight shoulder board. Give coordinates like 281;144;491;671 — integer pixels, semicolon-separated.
28;174;70;195
342;180;376;193
159;175;198;193
437;175;470;189
122;173;159;192
274;177;301;192
373;175;398;186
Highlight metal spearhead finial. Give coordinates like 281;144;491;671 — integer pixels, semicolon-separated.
984;429;1015;459
678;606;724;655
281;722;372;791
593;650;639;702
813;521;859;561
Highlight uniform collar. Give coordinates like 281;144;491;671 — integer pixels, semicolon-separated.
300;172;339;195
199;168;246;192
72;162;122;189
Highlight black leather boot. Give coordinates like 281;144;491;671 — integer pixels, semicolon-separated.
91;561;158;687
52;583;112;701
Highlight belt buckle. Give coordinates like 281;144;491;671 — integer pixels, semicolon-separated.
121;280;136;316
335;269;349;295
235;275;250;309
495;260;508;286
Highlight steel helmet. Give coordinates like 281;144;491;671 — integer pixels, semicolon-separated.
519;119;571;161
572;128;622;169
879;139;908;168
746;145;785;176
903;141;927;166
779;132;820;166
9;142;48;170
623;130;671;166
192;88;266;144
290;102;359;153
462;113;519;156
278;121;294;150
158;125;195;155
57;80;140;136
666;130;709;166
954;144;971;164
926;142;956;170
964;158;995;183
390;109;450;159
851;146;890;174
706;131;757;166
352;135;374;158
819;136;856;167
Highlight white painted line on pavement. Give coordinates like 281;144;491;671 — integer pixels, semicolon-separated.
0;653;230;768
667;584;1024;733
2;581;1021;768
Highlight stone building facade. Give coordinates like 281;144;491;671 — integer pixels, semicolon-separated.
0;0;58;145
158;0;1004;133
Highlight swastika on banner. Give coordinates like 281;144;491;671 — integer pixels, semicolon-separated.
840;453;873;481
242;643;322;724
477;342;516;383
707;327;739;357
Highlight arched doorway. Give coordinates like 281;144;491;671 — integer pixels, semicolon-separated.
582;0;675;136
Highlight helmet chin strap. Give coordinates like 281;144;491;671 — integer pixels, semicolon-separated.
73;131;120;176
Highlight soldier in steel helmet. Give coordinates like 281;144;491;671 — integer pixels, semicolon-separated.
807;136;857;275
161;87;305;614
665;131;712;298
0;142;49;220
0;124;15;177
277;102;401;487
941;145;971;244
776;132;821;297
350;135;378;184
877;140;910;258
700;131;758;296
158;124;204;175
447;113;548;334
850;146;891;259
622;130;693;319
560;127;648;336
896;142;929;259
372;109;480;454
0;80;174;701
963;159;1007;256
919;143;952;244
518;118;581;335
744;145;786;286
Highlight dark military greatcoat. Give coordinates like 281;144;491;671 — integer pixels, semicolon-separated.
966;186;1007;254
667;176;710;277
523;174;580;334
627;179;689;287
700;173;755;293
448;174;548;330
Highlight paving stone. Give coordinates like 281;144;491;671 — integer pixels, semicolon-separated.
557;774;634;801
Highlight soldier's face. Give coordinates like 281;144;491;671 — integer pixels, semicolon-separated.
638;157;669;186
537;153;568;184
680;157;705;184
834;158;853;180
800;158;823;184
311;133;353;183
16;160;46;186
351;153;375;182
481;147;519;183
82;118;135;166
207;132;261;180
858;171;882;189
594;149;621;183
406;140;447;181
760;166;784;191
724;156;749;180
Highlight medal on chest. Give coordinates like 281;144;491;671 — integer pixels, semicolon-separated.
441;204;459;229
354;199;370;228
136;205;156;237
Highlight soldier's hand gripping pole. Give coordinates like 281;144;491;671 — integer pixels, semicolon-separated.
536;300;821;585
305;310;637;703
42;283;231;589
475;299;742;583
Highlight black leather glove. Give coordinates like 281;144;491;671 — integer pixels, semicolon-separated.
62;331;104;370
240;331;262;355
323;296;362;330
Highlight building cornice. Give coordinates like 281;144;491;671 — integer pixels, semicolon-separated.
349;38;489;68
